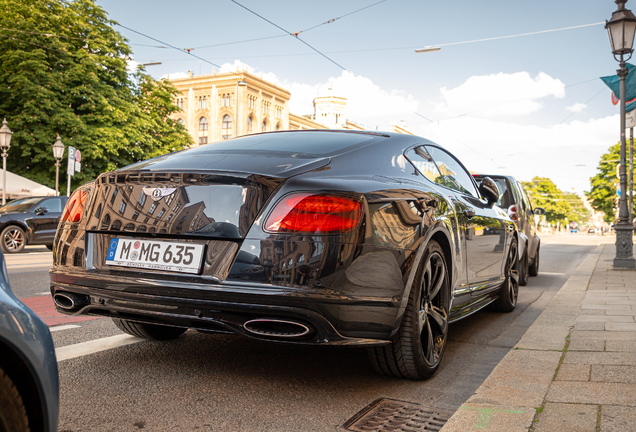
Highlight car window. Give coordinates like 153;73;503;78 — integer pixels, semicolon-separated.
425;146;479;198
39;198;63;213
405;146;444;184
517;182;532;212
0;197;42;213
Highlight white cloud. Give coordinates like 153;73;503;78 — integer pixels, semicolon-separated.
126;59;139;74
412;115;616;193
566;103;587;113
434;72;565;118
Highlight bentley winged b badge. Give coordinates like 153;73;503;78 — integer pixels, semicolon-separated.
142;187;177;202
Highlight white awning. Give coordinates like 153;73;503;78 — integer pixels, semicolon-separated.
0;171;56;199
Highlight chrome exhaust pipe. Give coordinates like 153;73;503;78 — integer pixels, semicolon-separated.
243;319;312;338
53;292;90;311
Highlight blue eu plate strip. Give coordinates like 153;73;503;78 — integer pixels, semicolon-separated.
106;239;119;262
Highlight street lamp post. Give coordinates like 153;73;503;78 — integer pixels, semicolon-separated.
0;119;13;206
51;134;65;196
607;0;636;269
234;80;247;138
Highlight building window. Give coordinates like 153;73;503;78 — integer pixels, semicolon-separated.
119;201;126;214
197;96;207;109
276;106;282;119
132;212;139;221
275;122;281;131
157;209;165;219
149;203;157;215
222;93;231;107
222;115;232;140
262;101;269;115
198;117;209;146
262;120;267;132
138;193;147;208
247;116;253;133
110;188;118;205
249;95;256;110
177;118;185;126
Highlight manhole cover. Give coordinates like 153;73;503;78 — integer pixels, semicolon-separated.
342;398;454;432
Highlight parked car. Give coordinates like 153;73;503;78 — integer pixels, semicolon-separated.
0;249;59;431
473;174;544;286
0;196;69;253
50;130;519;380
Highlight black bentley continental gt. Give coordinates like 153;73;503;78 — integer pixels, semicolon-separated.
49;130;518;379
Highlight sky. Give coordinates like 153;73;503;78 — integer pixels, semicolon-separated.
99;0;621;194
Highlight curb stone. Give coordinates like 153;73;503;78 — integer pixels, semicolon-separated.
441;245;604;432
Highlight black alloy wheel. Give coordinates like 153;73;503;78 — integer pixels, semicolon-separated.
1;226;26;254
367;240;450;380
529;244;539;277
493;237;519;312
519;249;529;287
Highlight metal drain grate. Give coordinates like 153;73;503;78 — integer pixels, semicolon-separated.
342;398;454;432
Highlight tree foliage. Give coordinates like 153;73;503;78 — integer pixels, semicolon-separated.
523;177;588;224
586;142;628;223
0;0;192;194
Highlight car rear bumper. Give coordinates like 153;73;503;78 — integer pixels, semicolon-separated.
49;271;398;346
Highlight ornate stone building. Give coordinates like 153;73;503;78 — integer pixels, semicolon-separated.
166;69;411;146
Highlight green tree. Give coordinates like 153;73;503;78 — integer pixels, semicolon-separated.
0;0;192;194
523;177;572;224
586;143;627;223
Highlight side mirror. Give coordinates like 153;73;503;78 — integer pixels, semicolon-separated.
35;207;49;216
533;207;546;216
479;177;499;206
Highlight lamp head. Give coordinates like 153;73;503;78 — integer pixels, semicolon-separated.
0;119;12;151
52;134;65;160
607;0;636;60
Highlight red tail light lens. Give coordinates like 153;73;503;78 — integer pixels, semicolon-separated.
265;194;362;233
61;190;88;223
507;205;518;221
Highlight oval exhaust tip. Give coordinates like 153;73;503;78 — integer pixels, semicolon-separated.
53;292;89;311
243;319;311;338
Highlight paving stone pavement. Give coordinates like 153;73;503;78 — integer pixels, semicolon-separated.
441;244;636;432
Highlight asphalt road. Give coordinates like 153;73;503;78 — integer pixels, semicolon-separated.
6;233;611;432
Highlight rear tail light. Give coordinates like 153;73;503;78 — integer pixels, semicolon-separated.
61;190;88;223
265;193;362;233
507;205;518;221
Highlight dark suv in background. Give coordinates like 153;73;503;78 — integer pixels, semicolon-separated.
0;196;68;253
473;175;544;286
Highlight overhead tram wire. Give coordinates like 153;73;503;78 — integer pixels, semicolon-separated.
182;0;387;51
229;0;347;72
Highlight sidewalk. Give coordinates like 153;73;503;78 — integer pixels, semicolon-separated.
442;244;636;432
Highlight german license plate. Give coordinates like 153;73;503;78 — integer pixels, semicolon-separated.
105;238;204;274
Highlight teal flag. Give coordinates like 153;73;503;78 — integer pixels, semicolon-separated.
601;63;636;112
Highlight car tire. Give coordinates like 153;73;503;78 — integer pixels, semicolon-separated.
519;249;529;287
1;226;26;254
112;318;187;340
0;368;29;432
367;240;450;380
492;236;519;313
529;244;539;277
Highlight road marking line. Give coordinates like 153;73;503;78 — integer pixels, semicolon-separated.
49;324;81;332
545;241;557;245
37;292;50;296
56;334;144;362
539;272;566;276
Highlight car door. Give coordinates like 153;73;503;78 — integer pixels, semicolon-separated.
404;145;471;301
29;197;66;244
425;146;510;297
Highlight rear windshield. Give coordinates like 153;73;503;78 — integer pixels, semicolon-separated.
474;176;514;209
182;131;385;157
